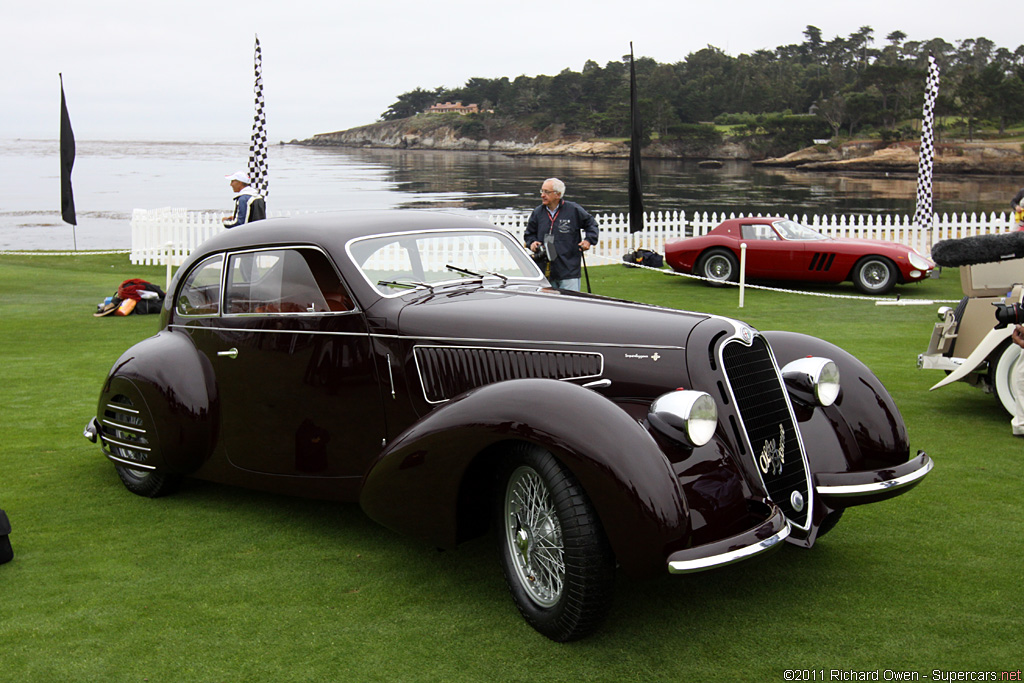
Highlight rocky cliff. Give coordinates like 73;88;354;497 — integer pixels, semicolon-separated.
754;140;1024;175
291;115;753;160
293;117;1024;174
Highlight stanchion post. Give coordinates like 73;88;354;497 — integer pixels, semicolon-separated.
739;242;747;308
164;241;173;292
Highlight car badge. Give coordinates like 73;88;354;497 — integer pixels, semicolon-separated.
741;326;752;343
651;353;661;362
758;424;786;476
790;490;805;512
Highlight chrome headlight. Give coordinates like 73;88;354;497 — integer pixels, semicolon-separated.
909;250;933;271
648;390;718;447
781;357;840;407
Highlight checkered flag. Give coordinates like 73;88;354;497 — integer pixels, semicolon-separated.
913;54;940;232
248;34;269;199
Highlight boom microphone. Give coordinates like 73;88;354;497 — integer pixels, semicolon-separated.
930;232;1024;267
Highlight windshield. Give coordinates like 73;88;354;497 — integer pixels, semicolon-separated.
773;220;828;241
347;229;544;295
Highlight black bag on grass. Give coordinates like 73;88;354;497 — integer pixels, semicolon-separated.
622;248;664;268
0;509;12;565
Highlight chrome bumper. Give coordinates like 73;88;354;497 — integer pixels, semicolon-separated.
815;451;933;506
667;500;790;574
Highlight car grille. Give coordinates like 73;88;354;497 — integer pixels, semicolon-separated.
720;336;811;529
99;394;152;464
414;345;603;403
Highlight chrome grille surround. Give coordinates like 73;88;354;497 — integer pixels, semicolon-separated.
414;345;604;404
717;326;813;531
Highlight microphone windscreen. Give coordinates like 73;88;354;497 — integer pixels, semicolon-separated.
931;232;1024;267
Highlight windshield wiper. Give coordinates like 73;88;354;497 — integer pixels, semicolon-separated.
377;279;433;292
446;264;508;284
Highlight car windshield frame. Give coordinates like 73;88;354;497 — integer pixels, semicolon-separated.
345;227;546;297
772;220;829;241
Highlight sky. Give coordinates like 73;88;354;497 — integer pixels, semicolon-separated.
4;0;1021;143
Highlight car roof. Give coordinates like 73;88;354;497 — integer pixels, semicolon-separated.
192;210;501;256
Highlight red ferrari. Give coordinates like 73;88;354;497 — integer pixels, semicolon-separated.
664;217;935;294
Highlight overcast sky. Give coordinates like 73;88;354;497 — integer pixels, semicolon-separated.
4;0;1020;142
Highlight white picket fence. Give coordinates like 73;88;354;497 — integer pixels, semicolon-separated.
130;207;1018;266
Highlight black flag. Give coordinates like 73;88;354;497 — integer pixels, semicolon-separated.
59;74;77;226
628;43;644;233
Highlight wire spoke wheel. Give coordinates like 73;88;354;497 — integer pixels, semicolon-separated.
495;445;615;641
504;466;565;607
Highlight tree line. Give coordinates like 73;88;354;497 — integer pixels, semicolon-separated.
380;26;1024;151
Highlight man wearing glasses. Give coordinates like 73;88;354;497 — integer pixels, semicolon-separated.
525;178;599;291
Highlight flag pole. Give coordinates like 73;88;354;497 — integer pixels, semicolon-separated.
628;42;645;244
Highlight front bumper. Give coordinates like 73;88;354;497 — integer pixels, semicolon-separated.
814;451;933;507
667;499;790;574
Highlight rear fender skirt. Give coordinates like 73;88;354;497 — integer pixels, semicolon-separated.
98;330;217;473
359;378;689;579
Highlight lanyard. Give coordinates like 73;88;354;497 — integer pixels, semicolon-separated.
546;204;561;234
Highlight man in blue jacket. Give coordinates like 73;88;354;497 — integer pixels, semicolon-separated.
524;178;599;291
222;170;266;228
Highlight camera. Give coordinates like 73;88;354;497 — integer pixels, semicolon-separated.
531;234;556;265
993;302;1024;329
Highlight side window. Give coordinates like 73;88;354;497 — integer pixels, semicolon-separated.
176;255;224;316
225;248;353;315
741;224;776;241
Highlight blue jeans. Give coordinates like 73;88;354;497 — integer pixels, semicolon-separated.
549;278;581;292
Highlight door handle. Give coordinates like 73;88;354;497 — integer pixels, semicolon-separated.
217;348;238;359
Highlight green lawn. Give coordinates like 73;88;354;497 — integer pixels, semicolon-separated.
1;254;1020;682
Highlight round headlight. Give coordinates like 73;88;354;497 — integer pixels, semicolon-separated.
648;390;718;447
781;357;841;407
909;250;933;271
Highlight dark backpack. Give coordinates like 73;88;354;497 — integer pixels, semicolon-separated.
0;509;12;565
248;197;267;222
622;248;664;268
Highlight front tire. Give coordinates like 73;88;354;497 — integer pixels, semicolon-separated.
992;341;1021;415
496;445;615;642
115;465;180;498
696;248;739;286
852;256;897;294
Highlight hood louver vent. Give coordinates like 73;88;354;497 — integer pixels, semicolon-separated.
415;345;603;403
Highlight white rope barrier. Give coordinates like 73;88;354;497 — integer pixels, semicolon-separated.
590;253;960;304
0;250;131;256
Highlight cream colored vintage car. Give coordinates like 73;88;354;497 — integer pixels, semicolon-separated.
918;259;1024;413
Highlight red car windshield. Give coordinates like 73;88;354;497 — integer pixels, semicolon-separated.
774;220;829;241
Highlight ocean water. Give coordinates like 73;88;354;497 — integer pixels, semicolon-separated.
1;138;1018;251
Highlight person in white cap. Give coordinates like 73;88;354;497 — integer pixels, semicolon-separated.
222;170;266;228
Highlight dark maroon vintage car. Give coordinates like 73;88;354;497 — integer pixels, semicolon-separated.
85;212;933;641
665;217;935;294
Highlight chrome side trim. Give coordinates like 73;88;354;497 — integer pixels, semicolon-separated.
167;324;684;352
103;453;156;471
101;418;146;434
101;436;152;453
668;523;791;574
816;457;934;497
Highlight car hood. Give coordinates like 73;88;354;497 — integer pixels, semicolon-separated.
393;285;711;350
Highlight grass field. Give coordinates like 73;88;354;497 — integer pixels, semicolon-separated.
1;254;1021;682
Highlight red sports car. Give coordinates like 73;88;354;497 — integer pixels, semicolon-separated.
664;217;935;294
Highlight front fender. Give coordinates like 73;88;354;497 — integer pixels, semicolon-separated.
763;330;911;474
97;330;217;473
930;325;1013;390
359;378;689;578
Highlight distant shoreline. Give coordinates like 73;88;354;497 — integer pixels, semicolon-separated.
291;119;1024;176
